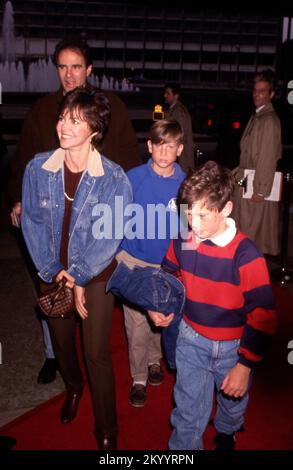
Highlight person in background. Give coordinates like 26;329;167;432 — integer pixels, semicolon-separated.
148;161;277;450
116;120;186;407
164;82;194;172
9;36;140;385
232;69;282;256
21;87;132;450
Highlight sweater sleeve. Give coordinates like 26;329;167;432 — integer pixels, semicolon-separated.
9;109;41;203
162;239;181;276
101;92;140;171
237;245;277;368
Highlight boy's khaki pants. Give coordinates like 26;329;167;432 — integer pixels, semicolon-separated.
116;250;162;383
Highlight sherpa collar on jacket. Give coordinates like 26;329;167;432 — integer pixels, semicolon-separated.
41;147;104;177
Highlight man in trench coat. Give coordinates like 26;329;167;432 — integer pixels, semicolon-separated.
232;69;282;256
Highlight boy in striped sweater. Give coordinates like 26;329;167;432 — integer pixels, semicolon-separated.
148;160;277;450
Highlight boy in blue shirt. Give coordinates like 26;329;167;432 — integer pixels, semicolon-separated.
117;120;186;407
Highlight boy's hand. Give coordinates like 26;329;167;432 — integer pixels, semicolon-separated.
220;363;251;398
148;310;174;328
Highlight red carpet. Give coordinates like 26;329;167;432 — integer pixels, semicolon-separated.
1;285;293;450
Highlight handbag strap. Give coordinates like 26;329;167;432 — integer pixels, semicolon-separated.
51;278;68;306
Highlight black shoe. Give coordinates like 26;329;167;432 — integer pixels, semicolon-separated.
129;384;147;407
37;358;58;384
0;435;17;451
60;390;83;424
96;433;117;450
148;363;163;386
214;432;236;450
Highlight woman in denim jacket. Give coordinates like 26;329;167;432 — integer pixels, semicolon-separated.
21;88;132;450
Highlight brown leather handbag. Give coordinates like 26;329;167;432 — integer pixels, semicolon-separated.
38;279;75;318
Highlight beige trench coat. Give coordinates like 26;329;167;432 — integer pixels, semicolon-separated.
232;103;281;255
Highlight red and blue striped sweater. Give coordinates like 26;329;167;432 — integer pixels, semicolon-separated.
162;230;277;368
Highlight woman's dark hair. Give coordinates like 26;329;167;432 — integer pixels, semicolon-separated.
178;160;235;212
59;87;111;147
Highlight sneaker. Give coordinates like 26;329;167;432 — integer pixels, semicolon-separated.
214;432;236;450
129;384;147;407
148;363;163;386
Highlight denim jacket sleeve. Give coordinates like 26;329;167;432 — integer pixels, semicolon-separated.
21;159;64;282
66;170;133;286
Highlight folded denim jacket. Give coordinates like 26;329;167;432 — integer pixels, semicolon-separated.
106;261;186;369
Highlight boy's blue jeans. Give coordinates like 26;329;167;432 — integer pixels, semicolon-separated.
169;319;250;450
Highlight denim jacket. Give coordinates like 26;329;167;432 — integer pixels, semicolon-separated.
106;261;186;368
21;148;133;286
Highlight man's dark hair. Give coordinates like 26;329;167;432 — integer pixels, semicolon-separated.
254;69;277;93
164;82;181;97
59;87;110;148
53;36;93;67
178;160;235;212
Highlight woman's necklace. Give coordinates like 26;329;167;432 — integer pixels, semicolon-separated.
64;191;74;202
63;161;83;202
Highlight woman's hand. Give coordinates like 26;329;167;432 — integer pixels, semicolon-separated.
55;269;75;288
74;285;88;320
148;310;174;328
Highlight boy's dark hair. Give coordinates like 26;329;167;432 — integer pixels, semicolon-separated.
59;87;110;148
53;36;93;67
164;82;181;97
254;69;277;94
149;119;184;145
178;160;234;212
